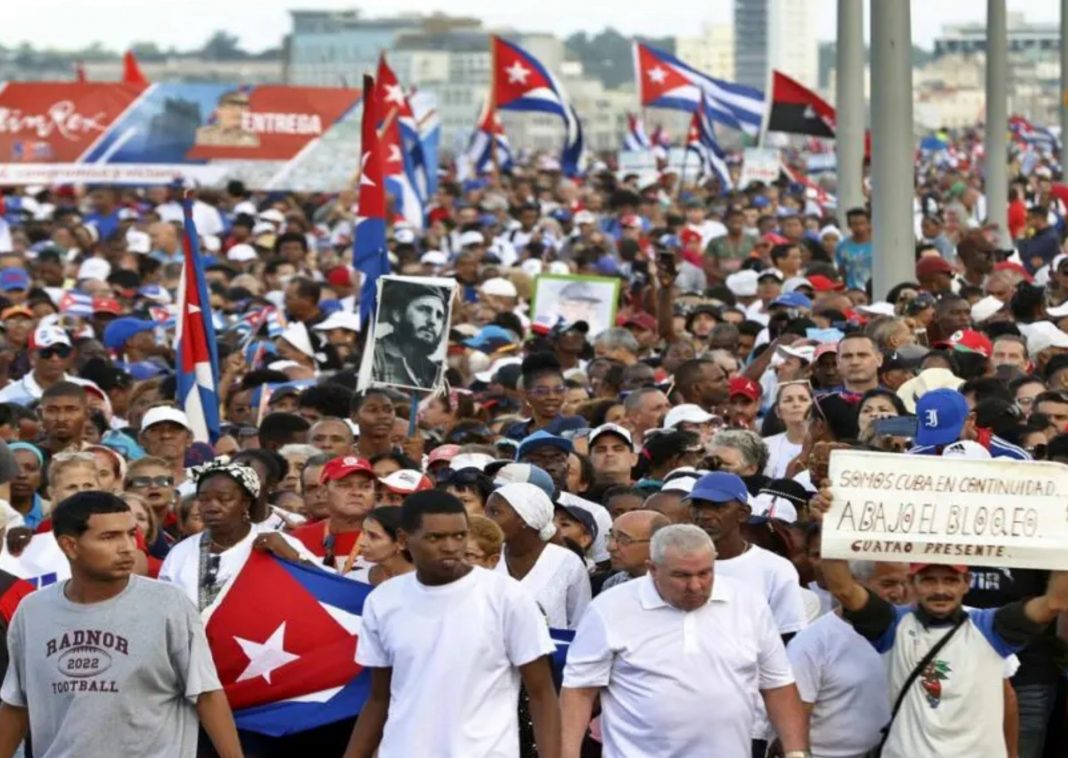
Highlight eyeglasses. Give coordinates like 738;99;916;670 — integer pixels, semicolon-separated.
526;385;567;398
127;475;175;489
606;530;650;547
37;345;73;360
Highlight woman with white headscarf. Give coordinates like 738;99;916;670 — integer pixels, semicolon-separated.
486;482;591;629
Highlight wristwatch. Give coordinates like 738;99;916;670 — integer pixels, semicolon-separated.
783;751;812;758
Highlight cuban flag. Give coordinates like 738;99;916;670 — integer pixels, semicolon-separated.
686;105;732;192
458;96;514;180
375;55;428;229
174;193;221;444
205;552;575;735
491;36;584;176
410;89;441;199
353;74;389;327
623;113;652;152
1010;115;1059;154
634;42;764;137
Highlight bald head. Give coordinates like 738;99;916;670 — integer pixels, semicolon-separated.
643;491;692;524
609;509;671;576
308;417;354;456
615;508;670;536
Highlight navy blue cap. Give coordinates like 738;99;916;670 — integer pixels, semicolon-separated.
516;430;573;461
684;472;749;504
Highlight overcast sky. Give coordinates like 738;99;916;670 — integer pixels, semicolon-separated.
0;0;1059;53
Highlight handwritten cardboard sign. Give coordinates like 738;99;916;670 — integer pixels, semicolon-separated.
823;450;1068;570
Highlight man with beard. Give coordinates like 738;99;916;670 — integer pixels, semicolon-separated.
38;382;90;456
372;283;448;389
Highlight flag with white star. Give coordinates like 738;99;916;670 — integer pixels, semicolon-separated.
202;552;371;736
634;41;765;137
374;54;428;229
353;73;389;327
174;192;221;443
491;36;585;176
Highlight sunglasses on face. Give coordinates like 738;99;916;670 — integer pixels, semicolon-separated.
127;475;175;489
435;468;485;486
37;345;72;360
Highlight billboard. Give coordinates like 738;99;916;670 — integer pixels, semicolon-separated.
0;82;363;190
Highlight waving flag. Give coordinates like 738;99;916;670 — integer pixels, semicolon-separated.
205;553;575;735
174;193;221;443
410;90;441;198
491;36;584;176
767;70;836;138
353;74;389;327
458;96;514;180
686;105;732;191
623;113;652;152
634;42;764;136
375;55;428;229
1010;115;1059;153
204;553;370;736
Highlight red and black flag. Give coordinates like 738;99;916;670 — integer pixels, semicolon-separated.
766;71;835;138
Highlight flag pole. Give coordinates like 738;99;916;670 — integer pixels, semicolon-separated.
757;67;774;148
488;36;501;176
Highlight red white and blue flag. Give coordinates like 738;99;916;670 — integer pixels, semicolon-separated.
1010;114;1059;154
204;553;575;735
174;193;221;443
623;113;652;152
686;105;732;192
353;74;389;327
458;95;514;180
491;36;584;176
203;553;370;736
634;42;764;137
375;54;428;229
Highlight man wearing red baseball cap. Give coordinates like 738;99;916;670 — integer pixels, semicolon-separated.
727;376;762;430
818;499;1068;758
290;455;377;573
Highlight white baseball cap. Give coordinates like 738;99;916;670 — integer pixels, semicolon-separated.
664;404;716;429
420;250;448;267
588;423;633;449
941;440;992;460
459;230;485;247
726;270;759;297
971;295;1005;323
141;406;192;433
1021;321;1068;355
312;311;361;333
77;257;111;282
227;243;258;263
31;325;72;350
258;208;286;226
480;277;518;298
379;469;432;494
125;228;151;254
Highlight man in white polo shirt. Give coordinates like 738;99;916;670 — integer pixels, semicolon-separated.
560;524;809;758
0;325;91;406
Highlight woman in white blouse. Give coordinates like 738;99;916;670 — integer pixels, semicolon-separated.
762;381;814;479
486;482;591;629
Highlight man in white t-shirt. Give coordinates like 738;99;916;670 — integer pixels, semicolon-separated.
786;560;909;758
561;524;809;758
686;472;808;640
344;490;561;758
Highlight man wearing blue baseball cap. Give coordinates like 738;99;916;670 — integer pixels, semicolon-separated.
687;472;807;643
908;388;1029;460
515;431;613;567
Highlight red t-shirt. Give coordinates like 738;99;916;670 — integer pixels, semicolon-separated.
290;521;360;560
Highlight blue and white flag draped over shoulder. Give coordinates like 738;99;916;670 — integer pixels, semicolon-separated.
492;36;584;176
635;41;764;137
174;193;222;443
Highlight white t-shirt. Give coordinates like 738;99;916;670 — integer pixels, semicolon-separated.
763;432;804;480
716;544;807;634
494;542;591;629
787;612;890;758
564;574;794;757
158;528;318;607
356;567;555;758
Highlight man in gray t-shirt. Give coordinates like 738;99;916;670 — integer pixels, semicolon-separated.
0;491;240;758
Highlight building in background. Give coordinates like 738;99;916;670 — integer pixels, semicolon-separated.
733;0;818;90
675;24;735;81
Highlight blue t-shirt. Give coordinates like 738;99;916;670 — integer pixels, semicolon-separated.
835;237;873;290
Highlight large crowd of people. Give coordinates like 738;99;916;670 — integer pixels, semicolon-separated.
0;138;1066;758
